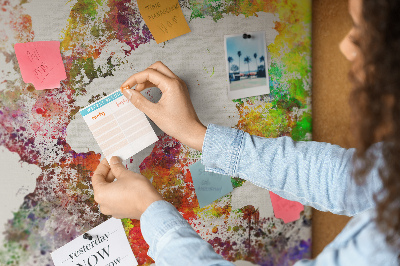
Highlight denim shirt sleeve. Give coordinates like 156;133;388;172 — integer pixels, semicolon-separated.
140;200;234;265
202;124;382;216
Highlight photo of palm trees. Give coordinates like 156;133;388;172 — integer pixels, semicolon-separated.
224;31;269;99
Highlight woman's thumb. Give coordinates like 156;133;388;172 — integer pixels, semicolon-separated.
109;156;128;178
122;88;153;114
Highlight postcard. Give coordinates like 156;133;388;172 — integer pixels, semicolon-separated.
224;31;270;99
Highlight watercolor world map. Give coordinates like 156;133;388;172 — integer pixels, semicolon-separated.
0;0;312;265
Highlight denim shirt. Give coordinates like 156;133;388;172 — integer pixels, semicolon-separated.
140;124;399;265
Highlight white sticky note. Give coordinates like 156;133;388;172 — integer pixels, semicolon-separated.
79;90;158;161
51;218;137;266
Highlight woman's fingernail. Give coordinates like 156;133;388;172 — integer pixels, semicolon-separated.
122;88;133;100
110;156;122;165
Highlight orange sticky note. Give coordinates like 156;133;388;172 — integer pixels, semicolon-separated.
14;41;67;90
137;0;191;44
269;192;304;223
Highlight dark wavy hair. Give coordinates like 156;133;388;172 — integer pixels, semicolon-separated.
350;0;400;251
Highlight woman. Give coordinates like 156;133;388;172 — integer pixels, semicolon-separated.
91;0;400;264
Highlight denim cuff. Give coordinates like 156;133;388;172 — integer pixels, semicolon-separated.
201;124;244;176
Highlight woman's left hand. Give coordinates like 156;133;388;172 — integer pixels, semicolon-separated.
91;157;163;220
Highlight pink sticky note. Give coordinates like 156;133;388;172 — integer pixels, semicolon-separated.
269;191;304;223
14;41;67;90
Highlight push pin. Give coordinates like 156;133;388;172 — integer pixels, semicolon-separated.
243;33;252;39
83;233;93;240
120;85;130;93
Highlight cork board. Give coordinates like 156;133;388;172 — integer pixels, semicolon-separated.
312;0;353;258
0;0;355;263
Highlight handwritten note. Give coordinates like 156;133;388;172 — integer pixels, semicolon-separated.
14;41;67;90
51;218;138;266
189;161;233;208
79;90;158;162
137;0;191;43
269;192;304;223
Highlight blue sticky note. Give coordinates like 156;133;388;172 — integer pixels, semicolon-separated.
189;161;234;208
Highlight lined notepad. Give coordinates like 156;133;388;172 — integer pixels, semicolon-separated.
80;90;158;161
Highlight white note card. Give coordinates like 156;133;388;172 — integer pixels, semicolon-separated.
51;218;138;266
79;90;158;161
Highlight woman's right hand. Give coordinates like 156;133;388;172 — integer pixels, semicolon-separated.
120;61;207;151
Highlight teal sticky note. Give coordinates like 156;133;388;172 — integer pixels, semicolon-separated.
189;161;234;208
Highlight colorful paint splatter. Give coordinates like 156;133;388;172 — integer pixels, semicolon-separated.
0;0;311;265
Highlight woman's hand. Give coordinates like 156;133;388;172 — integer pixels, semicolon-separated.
120;61;207;151
92;157;163;220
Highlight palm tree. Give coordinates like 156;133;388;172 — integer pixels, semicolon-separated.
231;64;239;72
244;56;251;77
253;53;258;73
260;55;266;74
237;51;242;76
228;56;233;73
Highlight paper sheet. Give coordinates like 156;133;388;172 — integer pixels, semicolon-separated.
79;90;158;161
137;0;191;43
51;218;138;266
189;161;233;208
269;192;304;223
14;41;67;90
